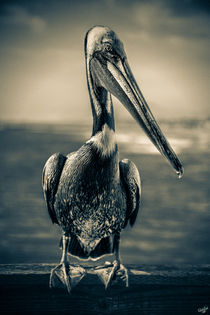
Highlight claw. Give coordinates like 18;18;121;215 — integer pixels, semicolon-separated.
69;265;86;288
113;264;129;287
50;263;71;293
94;260;129;289
50;263;86;293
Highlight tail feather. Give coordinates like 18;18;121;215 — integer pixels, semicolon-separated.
61;235;113;259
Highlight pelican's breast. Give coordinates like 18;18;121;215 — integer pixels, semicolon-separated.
54;127;127;239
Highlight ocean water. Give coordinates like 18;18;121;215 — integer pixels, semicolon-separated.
0;119;209;265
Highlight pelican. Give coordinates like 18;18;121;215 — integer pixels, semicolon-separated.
42;26;183;293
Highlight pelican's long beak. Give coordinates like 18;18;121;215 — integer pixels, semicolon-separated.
90;55;183;178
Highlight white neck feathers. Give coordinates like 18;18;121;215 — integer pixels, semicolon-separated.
87;124;116;157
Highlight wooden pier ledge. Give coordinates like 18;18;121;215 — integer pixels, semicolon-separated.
0;264;210;315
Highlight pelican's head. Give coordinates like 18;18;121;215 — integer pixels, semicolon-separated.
85;26;183;178
85;26;125;60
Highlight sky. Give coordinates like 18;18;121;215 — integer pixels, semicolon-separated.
0;0;209;123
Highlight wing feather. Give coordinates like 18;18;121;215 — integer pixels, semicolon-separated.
42;153;67;224
119;159;141;228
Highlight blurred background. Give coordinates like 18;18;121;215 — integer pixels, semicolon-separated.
0;0;209;265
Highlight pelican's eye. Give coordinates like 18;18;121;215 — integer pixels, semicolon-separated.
104;42;113;52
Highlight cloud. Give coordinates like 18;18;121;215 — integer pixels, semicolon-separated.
163;0;210;16
132;1;210;39
0;0;209;122
0;6;46;33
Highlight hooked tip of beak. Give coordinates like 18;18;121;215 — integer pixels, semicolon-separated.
177;167;184;179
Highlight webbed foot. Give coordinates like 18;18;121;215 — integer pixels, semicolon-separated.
50;263;86;293
94;260;129;289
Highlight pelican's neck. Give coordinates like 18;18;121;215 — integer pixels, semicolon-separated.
86;58;115;136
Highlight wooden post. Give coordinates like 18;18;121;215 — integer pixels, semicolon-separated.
0;264;210;314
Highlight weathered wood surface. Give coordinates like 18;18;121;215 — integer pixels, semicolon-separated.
0;264;210;315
